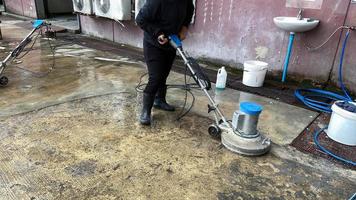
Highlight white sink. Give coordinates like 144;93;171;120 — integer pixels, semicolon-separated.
273;17;320;33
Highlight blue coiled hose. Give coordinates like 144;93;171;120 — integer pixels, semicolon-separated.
296;30;355;166
314;127;356;166
295;30;353;113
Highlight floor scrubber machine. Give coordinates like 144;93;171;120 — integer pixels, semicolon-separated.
169;35;271;156
0;20;52;86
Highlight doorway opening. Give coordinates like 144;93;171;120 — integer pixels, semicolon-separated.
43;0;79;31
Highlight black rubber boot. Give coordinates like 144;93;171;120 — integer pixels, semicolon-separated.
140;93;155;125
154;86;175;112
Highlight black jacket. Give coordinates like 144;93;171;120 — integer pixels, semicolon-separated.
136;0;194;49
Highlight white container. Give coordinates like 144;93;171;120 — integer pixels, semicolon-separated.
327;101;356;146
243;60;268;87
216;67;227;90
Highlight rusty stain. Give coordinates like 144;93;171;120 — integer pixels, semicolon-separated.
255;46;269;59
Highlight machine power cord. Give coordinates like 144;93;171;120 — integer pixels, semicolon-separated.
295;29;353;113
314;127;356;166
13;25;56;78
135;64;201;121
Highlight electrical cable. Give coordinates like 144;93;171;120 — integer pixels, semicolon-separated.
135;63;201;120
135;73;197;120
16;31;41;59
175;65;195;121
314;127;356;166
12;25;56;78
174;66;189;121
295;29;353;113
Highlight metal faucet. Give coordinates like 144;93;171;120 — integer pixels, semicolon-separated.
297;8;303;20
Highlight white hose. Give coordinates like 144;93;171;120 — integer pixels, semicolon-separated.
303;26;349;52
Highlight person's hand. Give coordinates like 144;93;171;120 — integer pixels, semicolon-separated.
178;26;188;41
158;34;168;45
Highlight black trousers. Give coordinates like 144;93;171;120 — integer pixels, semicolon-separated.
143;40;176;95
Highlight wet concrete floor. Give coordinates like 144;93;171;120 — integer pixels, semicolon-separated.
0;18;355;199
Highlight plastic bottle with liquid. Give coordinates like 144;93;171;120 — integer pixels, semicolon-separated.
216;66;227;90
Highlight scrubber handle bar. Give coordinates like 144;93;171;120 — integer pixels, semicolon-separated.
0;20;50;75
168;35;235;132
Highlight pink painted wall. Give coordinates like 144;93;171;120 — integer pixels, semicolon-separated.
4;0;37;18
80;16;114;41
282;0;350;80
21;0;37;18
181;0;350;82
81;0;355;87
4;0;24;16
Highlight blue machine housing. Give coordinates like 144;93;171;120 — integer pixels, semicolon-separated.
33;20;45;29
169;35;183;49
240;102;263;116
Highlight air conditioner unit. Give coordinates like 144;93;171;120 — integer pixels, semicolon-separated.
93;0;131;21
73;0;94;15
135;0;146;19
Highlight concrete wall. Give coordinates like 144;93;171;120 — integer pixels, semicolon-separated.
283;0;350;81
4;0;37;18
80;0;355;86
4;0;24;16
5;0;356;94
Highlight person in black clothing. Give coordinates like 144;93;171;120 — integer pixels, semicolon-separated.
136;0;194;125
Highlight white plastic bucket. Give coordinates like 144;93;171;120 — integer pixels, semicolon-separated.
327;101;356;146
243;60;268;87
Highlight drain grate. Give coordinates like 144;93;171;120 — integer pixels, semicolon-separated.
291;113;356;170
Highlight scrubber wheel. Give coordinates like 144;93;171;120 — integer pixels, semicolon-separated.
0;76;8;86
208;124;221;139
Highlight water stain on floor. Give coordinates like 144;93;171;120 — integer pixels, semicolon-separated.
0;94;355;199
